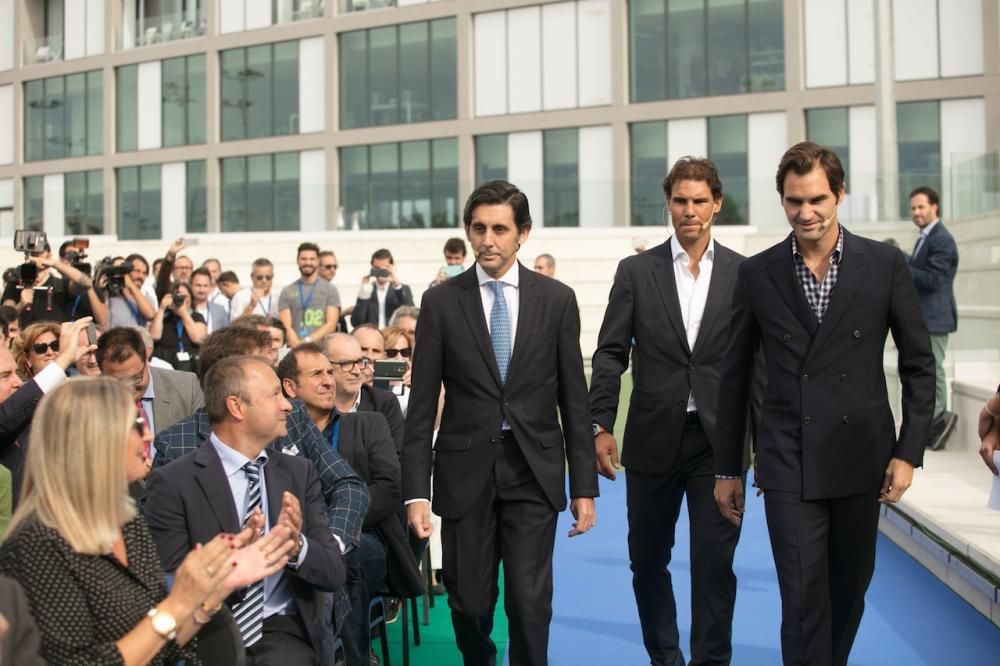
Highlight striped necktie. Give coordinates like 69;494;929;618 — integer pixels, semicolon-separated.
488;281;512;383
232;459;265;647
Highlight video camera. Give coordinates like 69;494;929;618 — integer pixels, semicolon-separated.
94;257;132;297
12;230;47;285
63;238;92;276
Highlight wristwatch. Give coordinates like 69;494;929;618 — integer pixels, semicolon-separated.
592;423;604;437
147;607;178;641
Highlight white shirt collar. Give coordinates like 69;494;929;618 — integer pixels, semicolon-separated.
476;261;520;288
670;236;715;263
922;219;941;236
209;432;269;479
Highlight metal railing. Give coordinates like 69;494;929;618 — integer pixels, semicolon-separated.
23;35;63;66
119;10;206;50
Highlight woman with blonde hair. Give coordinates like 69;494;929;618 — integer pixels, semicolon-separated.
11;321;61;380
0;377;294;665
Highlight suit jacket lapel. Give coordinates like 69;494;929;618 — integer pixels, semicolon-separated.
651;241;692;356
692;245;734;354
150;372;169;434
264;453;291;527
193;443;241;533
506;263;536;381
768;236;819;336
805;229;869;365
459;267;503;387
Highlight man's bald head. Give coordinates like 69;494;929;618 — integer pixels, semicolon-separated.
324;333;362;360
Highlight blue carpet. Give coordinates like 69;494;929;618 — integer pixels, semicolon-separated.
545;475;1000;665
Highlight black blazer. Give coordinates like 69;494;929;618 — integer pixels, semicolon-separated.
0;379;44;506
143;441;345;662
715;229;936;500
359;384;406;454
336;412;424;597
590;239;752;473
907;222;959;334
350;284;414;328
402;262;598;519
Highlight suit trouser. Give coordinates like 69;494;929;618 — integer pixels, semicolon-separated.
626;418;743;666
247;615;318;666
341;531;386;666
441;432;558;666
763;490;880;666
929;333;949;418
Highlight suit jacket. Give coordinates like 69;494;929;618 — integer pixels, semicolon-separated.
196;301;231;333
350;284;414;328
0;575;44;666
402;262;598;519
359;383;406;454
907;221;959;334
590;239;752;473
715;229;935;500
0;379;44;507
144;442;345;663
336;411;424;597
149;367;204;435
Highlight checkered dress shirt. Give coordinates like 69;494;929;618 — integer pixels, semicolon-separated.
791;228;844;322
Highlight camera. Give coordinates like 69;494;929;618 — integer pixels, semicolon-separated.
94;257;131;297
171;289;187;309
370;267;392;279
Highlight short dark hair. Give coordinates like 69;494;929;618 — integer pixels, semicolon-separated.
462;180;532;232
266;317;286;339
197;326;272;384
217;270;239;284
776;141;845;199
190;267;212;282
371;249;394;264
0;305;18;325
252;258;273;270
96;327;146;368
662;156;724;200
276;342;326;390
297;242;320;257
319;250;335;260
202;258;221;270
125;253;149;274
204;356;270;425
58;240;74;259
908;185;940;208
444;238;466;256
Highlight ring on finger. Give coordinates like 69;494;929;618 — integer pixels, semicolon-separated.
206;566;216;576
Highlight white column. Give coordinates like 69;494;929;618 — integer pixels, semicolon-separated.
892;0;938;80
542;2;577;110
474;12;508;116
578;126;614;227
507;131;544;227
0;85;12;165
666;118;707;166
246;0;273;30
220;0;246;34
804;0;848;87
300;150;326;232
939;0;983;77
64;0;87;60
0;179;12;237
747;112;788;228
299;38;325;133
0;0;13;71
123;0;136;49
847;105;878;221
43;174;65;237
846;0;875;84
577;0;612;107
137;61;162;150
85;0;105;56
161;163;186;239
506;7;541;114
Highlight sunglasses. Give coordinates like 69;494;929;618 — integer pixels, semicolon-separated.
31;340;59;354
322;264;338;270
385;348;412;359
253;274;274;281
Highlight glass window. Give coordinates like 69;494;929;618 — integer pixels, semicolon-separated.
44;77;65;160
138;165;161;239
117;167;139;237
543;128;580;227
64;170;103;235
401;140;431;227
246;45;273;140
220;49;246;141
431;138;458;228
806;107;850;190
220;41;298;141
23;176;44;231
707;0;747;95
117;65;138;152
162;55;205;148
339;31;368;130
185;160;207;233
273;42;299;136
400;23;429;125
186;55;206;144
630;121;668;226
24;81;45;162
117;165;163;240
65;73;87;157
341;146;369;229
666;0;705;100
221;157;247;231
86;72;102;155
86;169;103;233
630;0;667;102
273;153;299;231
476;134;508;185
247;155;274;231
708;114;748;224
430;19;457;122
897;101;941;218
370;143;400;227
369;27;399;127
24;71;102;161
748;0;784;92
221;153;300;232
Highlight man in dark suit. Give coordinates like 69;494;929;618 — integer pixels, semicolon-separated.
279;343;424;665
714;142;935;666
404;180;598;666
145;355;346;665
0;575;44;666
907;185;960;450
350;249;414;329
96;327;205;437
590;157;749;666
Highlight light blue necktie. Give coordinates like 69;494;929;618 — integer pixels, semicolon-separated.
232;459;265;647
489;281;512;383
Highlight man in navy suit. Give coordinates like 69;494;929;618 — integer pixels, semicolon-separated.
908;186;960;450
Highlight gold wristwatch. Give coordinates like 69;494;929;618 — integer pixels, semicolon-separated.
147;607;178;641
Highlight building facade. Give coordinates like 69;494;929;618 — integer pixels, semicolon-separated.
0;0;997;240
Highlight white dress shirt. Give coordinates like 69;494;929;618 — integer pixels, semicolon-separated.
475;262;519;351
913;218;940;257
670;236;715;412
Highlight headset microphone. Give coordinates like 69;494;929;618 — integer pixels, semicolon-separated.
818;209;837;230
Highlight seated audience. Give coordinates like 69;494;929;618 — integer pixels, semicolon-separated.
0;377;290;666
381;325;414;415
388;306;419;340
350;324;384;386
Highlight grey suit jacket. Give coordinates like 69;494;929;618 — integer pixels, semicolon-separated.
0;575;44;666
149;367;204;435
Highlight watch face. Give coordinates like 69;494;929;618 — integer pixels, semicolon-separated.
151;610;177;637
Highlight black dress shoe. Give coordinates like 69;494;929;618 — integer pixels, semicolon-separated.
929;411;958;450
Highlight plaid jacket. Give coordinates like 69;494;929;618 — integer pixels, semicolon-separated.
151;399;369;628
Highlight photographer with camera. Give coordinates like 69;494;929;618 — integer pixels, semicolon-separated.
150;282;206;373
350;248;414;329
105;254;157;328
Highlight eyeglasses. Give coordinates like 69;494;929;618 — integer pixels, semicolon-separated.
322;264;338;270
133;416;147;436
253;274;274;281
385;348;412;359
329;357;371;372
31;340;59;354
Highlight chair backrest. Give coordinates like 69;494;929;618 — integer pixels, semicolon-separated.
194;605;246;666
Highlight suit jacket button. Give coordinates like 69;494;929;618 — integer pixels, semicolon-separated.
853;330;861;339
840;373;848;382
803;416;813;425
503;400;510;406
801;374;809;383
782;333;791;342
842;416;851;424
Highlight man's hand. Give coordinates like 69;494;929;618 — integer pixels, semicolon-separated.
407;501;433;538
568;498;595;537
54;318;94;371
714;478;745;527
167;237;185;259
979;407;1000;475
879;458;914;503
389;264;400;287
17;285;33;309
277;491;303;557
595;431;620;481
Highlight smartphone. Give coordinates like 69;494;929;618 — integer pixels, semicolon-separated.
181;237;200;247
370;267;391;278
86;323;98;346
442;264;463;278
374;359;407;380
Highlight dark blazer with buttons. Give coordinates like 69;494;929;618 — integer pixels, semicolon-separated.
350;284;414;329
907;221;959;334
144;441;346;664
715;229;936;500
589;239;752;473
359;384;406;454
0;379;44;507
402;262;598;519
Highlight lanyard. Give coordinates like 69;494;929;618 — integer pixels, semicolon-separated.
126;296;143;325
297;282;315;313
71;294;82;319
175;318;185;352
257;295;273;316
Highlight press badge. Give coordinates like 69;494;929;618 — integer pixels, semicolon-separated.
176;351;191;362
